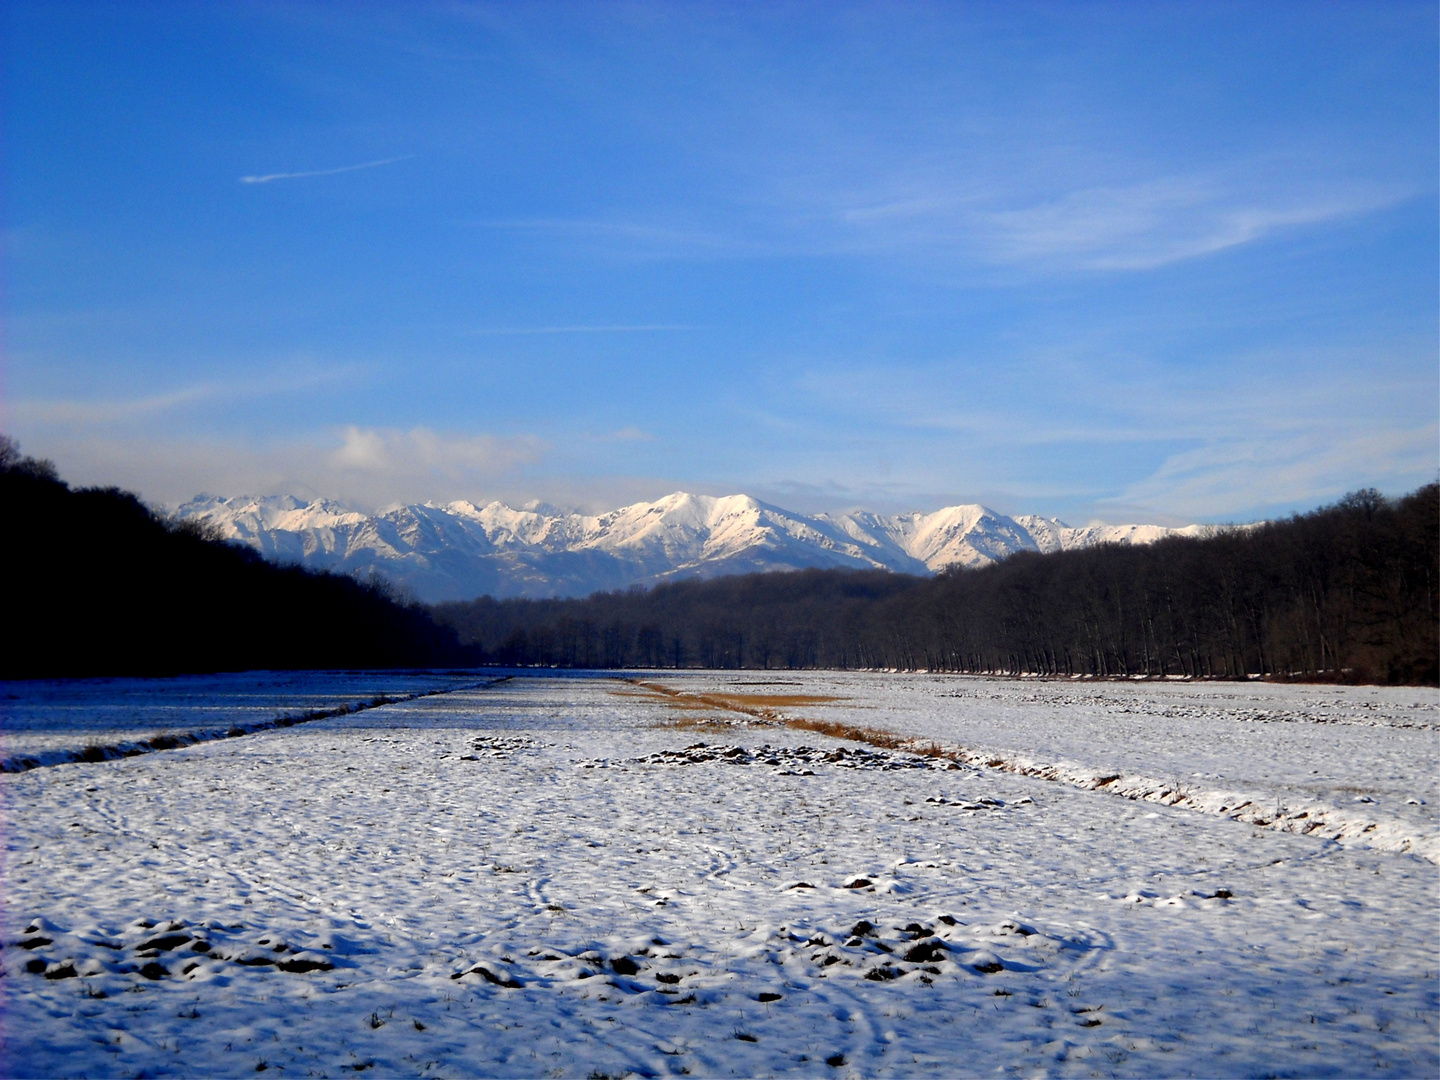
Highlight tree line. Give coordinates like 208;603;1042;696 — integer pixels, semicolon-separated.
1;438;469;678
434;484;1439;684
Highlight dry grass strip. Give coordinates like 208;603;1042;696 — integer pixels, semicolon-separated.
617;679;846;721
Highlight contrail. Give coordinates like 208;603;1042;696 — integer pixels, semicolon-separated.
466;325;694;336
240;155;414;184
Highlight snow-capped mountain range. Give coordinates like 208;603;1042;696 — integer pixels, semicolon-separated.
176;491;1211;603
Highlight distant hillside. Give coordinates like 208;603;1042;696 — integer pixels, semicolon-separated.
434;484;1439;684
177;491;1212;602
0;439;468;679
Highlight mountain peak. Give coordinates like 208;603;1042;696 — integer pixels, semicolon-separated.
175;491;1200;603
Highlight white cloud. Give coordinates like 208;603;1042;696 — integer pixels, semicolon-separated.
327;425;543;483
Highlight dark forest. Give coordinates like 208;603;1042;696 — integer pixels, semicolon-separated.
435;484;1438;684
1;439;468;678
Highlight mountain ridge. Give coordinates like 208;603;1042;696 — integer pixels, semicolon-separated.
176;491;1212;603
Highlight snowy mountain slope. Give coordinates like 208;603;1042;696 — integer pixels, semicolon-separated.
176;492;1208;602
1012;514;1212;554
832;505;1044;570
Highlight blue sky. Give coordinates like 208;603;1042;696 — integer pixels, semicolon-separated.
4;1;1436;523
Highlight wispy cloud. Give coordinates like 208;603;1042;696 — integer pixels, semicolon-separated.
8;366;361;428
782;340;1438;521
795;340;1435;443
465;171;1407;273
810;162;1415;272
239;155;415;184
466;217;768;258
464;324;693;336
598;426;654;442
11;386;219;425
1108;422;1439;520
977;177;1408;271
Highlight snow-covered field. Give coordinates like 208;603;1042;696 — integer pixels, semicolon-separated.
0;671;483;767
2;671;1436;1077
659;673;1440;861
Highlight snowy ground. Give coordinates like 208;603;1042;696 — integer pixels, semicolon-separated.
1;671;1436;1078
